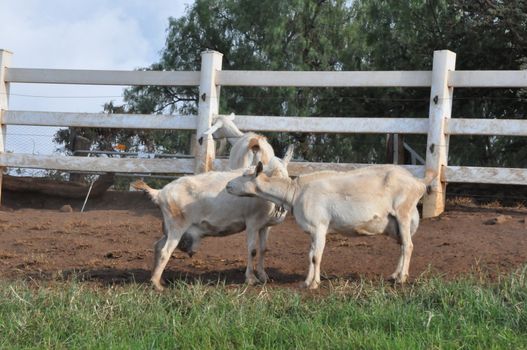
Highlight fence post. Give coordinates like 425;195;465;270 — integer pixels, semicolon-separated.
422;50;456;218
195;50;223;173
0;50;12;205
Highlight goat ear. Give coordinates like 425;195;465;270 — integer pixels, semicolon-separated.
282;144;294;166
228;112;235;121
255;161;264;176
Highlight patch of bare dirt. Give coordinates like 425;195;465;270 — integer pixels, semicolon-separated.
1;189;527;287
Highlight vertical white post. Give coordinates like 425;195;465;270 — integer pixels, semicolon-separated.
422;50;456;218
195;50;222;173
0;50;12;205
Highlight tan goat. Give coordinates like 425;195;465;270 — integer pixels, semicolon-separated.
133;148;293;291
226;163;434;289
202;113;275;170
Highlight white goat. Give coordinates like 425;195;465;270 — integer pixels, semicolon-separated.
132;147;293;291
226;163;434;289
202;113;275;170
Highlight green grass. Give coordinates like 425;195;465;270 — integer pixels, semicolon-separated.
1;269;527;349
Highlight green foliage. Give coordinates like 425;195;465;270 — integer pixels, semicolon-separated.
1;268;527;348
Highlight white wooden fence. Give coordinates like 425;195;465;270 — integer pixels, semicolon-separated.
1;49;527;217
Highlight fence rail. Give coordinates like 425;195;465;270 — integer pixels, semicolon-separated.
1;48;526;217
0;153;195;174
447;119;527;136
3;110;197;129
6;111;526;136
448;71;527;87
8;68;527;88
217;70;432;87
2;152;526;187
5;68;201;86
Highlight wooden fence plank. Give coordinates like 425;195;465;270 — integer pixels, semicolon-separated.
287;162;425;178
2;154;525;186
6;111;430;134
4;110;198;129
7;68;527;89
220;115;429;134
449;71;527;88
0;153;195;174
445;166;527;185
446;118;527;136
289;163;527;186
217;70;432;87
5;68;200;86
8;112;527;137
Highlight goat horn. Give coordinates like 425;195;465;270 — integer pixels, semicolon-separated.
282;144;295;165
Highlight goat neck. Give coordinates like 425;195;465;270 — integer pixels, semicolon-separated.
226;136;243;146
221;123;245;145
256;175;298;210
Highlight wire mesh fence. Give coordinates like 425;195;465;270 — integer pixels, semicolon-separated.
5;126;61;155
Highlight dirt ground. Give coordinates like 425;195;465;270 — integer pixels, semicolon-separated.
1;189;527;288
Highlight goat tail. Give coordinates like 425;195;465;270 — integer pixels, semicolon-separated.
247;136;265;165
132;180;160;204
248;136;263;153
421;169;437;195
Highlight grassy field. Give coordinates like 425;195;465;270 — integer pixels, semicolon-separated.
1;269;526;349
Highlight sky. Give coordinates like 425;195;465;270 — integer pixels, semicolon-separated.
0;0;193;154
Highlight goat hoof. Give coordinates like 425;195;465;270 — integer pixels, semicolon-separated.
308;282;320;290
245;276;259;286
301;281;319;289
151;281;165;292
396;275;408;284
389;273;408;284
388;273;398;282
256;270;269;283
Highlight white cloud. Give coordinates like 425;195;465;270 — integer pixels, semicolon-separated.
0;0;193;155
1;1;155;69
